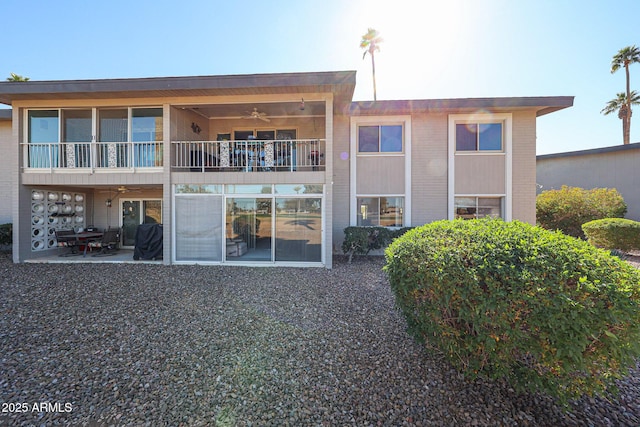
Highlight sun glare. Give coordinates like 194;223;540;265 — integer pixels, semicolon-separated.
352;1;483;100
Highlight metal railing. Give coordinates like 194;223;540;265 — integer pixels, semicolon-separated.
22;141;163;170
172;139;325;172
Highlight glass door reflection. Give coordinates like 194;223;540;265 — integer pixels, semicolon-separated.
226;198;272;261
275;198;322;262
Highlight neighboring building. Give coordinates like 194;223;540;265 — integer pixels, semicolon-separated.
0;109;12;224
537;143;640;222
0;71;573;266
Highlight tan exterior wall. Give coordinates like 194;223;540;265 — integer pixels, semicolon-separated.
537;146;640;222
454;155;506;194
410;113;448;225
171;107;209;141
511;111;537;224
0;120;12;223
356;156;405;194
331;114;351;253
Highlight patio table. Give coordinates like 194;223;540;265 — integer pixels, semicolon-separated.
69;231;104;256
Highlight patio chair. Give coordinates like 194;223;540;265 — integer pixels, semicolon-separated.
89;227;121;257
55;229;81;257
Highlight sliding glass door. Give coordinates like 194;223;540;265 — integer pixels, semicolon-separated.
225;198;272;262
274;197;322;261
121;199;162;247
173;184;323;264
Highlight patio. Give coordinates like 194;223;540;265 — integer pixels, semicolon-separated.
24;249;162;264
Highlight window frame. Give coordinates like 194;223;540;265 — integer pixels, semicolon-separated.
447;113;512;221
357;123;404;154
355;195;405;227
454;120;504;153
454;196;503;220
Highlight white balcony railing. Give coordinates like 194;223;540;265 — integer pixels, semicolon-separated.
172;139;325;172
22;141;163;170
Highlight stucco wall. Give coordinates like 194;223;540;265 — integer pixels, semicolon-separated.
511;111;537;224
331;114;351;253
0;119;12;224
410;113;448;225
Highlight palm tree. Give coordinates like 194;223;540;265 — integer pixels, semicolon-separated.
601;91;640;144
610;45;640;144
6;72;30;82
360;28;383;101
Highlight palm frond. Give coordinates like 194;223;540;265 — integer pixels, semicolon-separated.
610;45;640;74
601;91;640;115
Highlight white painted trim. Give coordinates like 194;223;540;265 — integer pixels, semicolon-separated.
448;113;513;220
349;115;412;226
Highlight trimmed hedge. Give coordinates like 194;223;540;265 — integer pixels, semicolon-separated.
582;218;640;252
536;186;627;238
384;218;640;402
0;223;11;246
342;226;412;263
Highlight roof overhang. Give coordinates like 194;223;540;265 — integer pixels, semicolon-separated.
349;96;574;117
537;141;640;160
0;70;357;106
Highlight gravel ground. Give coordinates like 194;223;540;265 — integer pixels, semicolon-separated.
1;252;639;426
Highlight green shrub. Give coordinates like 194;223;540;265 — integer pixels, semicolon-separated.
384;218;640;403
536;186;627;238
342;226;412;263
0;223;11;246
582;218;640;252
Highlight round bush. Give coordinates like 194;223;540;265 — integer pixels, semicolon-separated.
536;186;627;238
582;218;640;252
384;218;640;402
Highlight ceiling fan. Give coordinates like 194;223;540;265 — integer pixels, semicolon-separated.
98;186;141;194
243;107;270;122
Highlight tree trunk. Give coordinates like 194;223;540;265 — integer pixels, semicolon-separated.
626;108;632;145
371;54;377;101
625;65;632;145
619;104;630;145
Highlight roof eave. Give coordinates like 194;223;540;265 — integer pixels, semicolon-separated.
349;96;575;116
0;70;357;105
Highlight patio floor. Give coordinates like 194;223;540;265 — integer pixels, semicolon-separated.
25;249;162;264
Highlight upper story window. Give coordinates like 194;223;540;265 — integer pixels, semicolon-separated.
455;122;502;152
28;110;59;143
358;124;403;153
98;108;163;143
25;107;163;169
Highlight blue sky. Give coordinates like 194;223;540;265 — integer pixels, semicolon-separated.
2;0;639;155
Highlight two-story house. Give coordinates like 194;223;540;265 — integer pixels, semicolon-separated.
0;70;573;267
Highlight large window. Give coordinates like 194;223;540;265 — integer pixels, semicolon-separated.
132;108;163;167
28;110;59;168
96;107;163;167
357;197;404;227
455;123;502;151
455;197;502;219
358;125;403;153
63;109;92;167
26;107;163;169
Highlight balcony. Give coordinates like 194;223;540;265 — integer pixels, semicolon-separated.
22;141;163;171
172;139;325;172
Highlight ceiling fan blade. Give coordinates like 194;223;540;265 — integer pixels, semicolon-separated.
259;116;271;122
